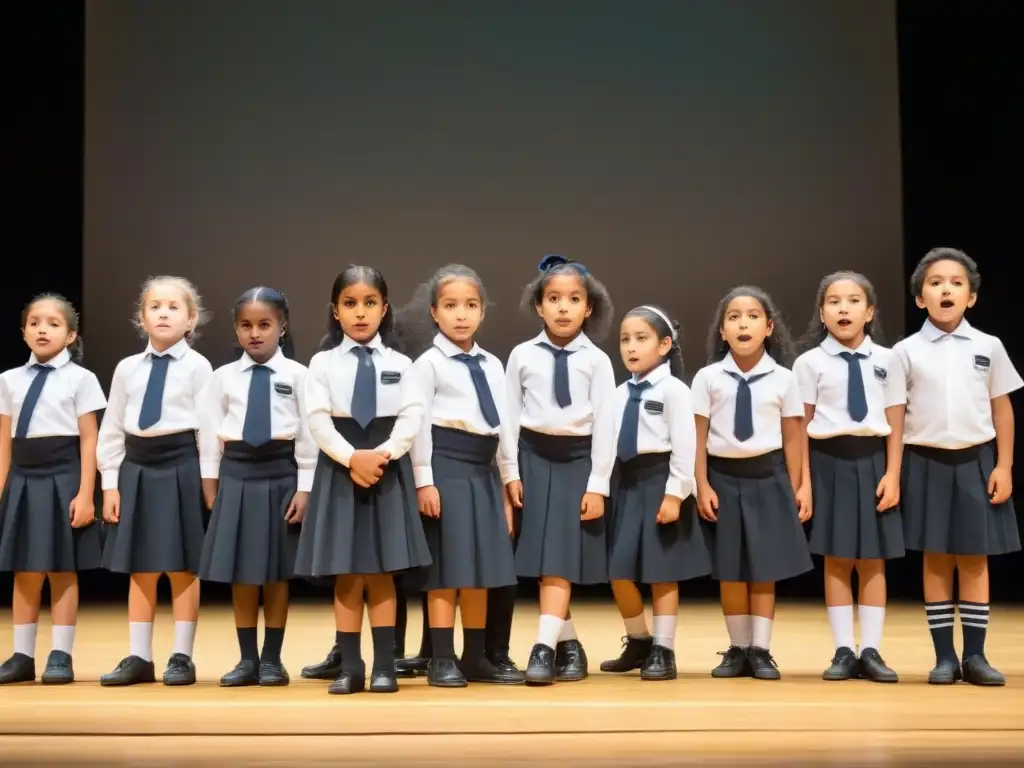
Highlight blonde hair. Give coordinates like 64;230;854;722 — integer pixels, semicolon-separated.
133;275;210;344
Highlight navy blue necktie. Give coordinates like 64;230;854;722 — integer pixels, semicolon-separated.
242;365;273;446
839;351;869;422
537;342;575;408
617;380;651;461
455;353;501;428
15;364;54;439
350;346;377;429
138;354;171;430
725;371;771;442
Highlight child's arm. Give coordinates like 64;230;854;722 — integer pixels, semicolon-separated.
407;356;440;517
97;360;130;492
791;355;817;493
499;347;523;489
291;365;319;493
586;352;618;499
197;369;226;507
0;416;10;494
990;395;1015;503
71;412;99;527
494;360;520;491
377;364;426;464
304;353;358;467
694;415;717;522
781;374;808;519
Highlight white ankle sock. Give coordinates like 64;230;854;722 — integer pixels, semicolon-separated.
724;614;752;647
623;612;650;638
652;614;676;651
751;616;773;650
51;625;76;655
535;614;563;650
13;623;38;658
558;618;578;643
173;621;197;658
827;605;856;650
129;621;154;662
858;605;885;653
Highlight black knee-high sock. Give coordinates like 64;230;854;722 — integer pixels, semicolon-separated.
339;631;364;674
462;627;487;664
371;626;397;673
334;629;343;649
958;601;990;659
261;627;285;664
237;627;259;665
925;600;957;663
395;589;408;658
485;585;516;658
430;627;455;660
417;592;433;658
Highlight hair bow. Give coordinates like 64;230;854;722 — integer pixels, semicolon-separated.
538;254;589;277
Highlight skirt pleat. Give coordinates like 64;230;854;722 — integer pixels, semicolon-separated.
807;437;905;560
901;442;1020;555
514;431;607;585
707;451;813;583
607;452;712;584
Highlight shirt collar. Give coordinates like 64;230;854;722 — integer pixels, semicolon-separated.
921;318;974;342
434;332;481;358
721;351;777;378
146;337;190;360
531;330;590;352
340;333;384;354
28;347;71;369
634;362;671;386
240;347;284;372
821;334;873;357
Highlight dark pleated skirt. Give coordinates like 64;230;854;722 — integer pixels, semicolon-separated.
707;451;813;583
807;436;905;560
901;442;1021;555
514;430;607;585
0;437;103;573
199;440;301;585
102;431;206;574
421;426;517;591
293;417;432;578
608;452;713;584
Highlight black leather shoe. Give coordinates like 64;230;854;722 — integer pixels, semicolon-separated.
427;658;467;688
748;646;781;680
555;639;588;682
858;648;898;683
162;653;196;686
396;655;430;678
822;646;859;681
259;660;290;686
100;655;157;686
927;658;962;685
369;669;399;693
300;644;343;680
711;646;751;678
41;650;75;685
0;653;35;685
640;645;677;681
461;657;525;685
525;643;556;686
962;654;1005;686
600;636;654;673
220;660;259;687
487;652;522;678
328;671;366;695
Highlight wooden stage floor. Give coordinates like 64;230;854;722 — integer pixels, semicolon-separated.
1;601;1022;766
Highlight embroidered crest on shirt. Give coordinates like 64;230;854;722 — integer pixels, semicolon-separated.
380;371;402;385
273;382;293;396
873;366;887;382
643;399;665;414
974;354;991;371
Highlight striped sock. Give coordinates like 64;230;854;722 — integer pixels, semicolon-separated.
958;601;990;659
925;601;957;664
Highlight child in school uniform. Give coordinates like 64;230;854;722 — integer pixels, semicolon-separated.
503;254;616;685
793;272;904;683
404;264;520;688
0;295;106;685
692;286;812;680
198;287;314;687
97;276;213;686
893;248;1020;686
294;266;432;695
602;306;711;681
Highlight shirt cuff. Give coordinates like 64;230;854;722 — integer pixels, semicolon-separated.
413;466;434;488
586;473;610;497
664;477;693;502
101;470;120;491
297;468;315;493
200;461;220;480
499;462;520;485
328;440;354;467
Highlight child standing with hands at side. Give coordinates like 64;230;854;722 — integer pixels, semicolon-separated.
692;286;812;680
198;287;314;687
97;276;213;686
894;248;1020;686
0;295;106;685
